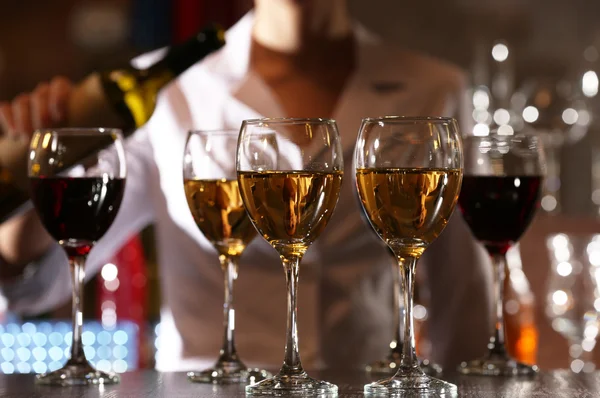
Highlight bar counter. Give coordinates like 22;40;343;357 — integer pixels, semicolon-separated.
0;369;597;397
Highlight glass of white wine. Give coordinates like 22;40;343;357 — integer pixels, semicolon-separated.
237;118;343;396
183;129;271;384
355;117;463;396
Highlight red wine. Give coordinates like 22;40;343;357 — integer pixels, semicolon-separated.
30;177;125;256
458;175;542;255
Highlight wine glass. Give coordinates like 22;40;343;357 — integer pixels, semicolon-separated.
366;246;443;378
237;118;343;396
28;128;126;385
546;233;600;373
457;132;544;376
182;129;271;384
355;116;462;395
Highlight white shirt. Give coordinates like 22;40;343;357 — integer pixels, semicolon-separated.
1;13;492;371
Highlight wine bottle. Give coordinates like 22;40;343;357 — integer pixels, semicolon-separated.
0;24;226;223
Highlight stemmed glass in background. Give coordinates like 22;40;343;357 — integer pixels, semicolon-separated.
366;246;443;377
28;128;126;385
355;117;462;395
183;130;271;384
546;233;600;373
237;118;343;396
457;133;544;376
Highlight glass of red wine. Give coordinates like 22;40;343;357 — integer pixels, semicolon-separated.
28;128;126;385
457;132;544;376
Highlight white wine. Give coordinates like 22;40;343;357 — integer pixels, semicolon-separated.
238;170;343;254
356;167;462;257
184;178;256;258
0;24;226;223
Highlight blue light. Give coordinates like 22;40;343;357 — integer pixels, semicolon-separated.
32;362;47;374
96;359;111;372
16;362;31;373
113;330;128;345
0;320;140;374
48;361;62;372
48;346;63;361
1;362;14;374
16;347;31;362
32;347;47;362
16;333;32;347
82;331;95;346
54;322;69;334
112;359;127;373
6;324;20;334
84;346;96;360
113;345;128;360
33;333;47;347
97;331;112;346
22;322;36;335
1;334;15;347
1;348;14;361
64;332;72;346
96;346;111;360
37;322;52;334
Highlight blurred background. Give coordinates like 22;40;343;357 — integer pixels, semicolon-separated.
1;0;600;376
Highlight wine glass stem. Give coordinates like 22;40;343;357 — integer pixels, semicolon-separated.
391;257;404;357
281;253;305;376
69;255;87;364
218;255;239;363
491;253;507;355
398;255;420;372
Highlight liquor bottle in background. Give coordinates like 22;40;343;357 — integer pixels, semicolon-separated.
504;244;539;365
0;24;226;223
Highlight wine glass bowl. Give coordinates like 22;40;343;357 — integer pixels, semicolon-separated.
457;132;544;376
28;128;126;386
237;118;343;396
182;129;271;384
355;116;462;396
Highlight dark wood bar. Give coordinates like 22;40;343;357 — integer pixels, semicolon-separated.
0;370;597;397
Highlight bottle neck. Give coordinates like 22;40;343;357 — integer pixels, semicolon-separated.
148;25;226;79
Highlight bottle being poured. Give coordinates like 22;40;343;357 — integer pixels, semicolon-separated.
0;24;226;224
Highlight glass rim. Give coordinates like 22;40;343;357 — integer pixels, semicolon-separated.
467;130;541;138
187;128;239;136
362;116;456;124
242;117;337;126
34;127;123;136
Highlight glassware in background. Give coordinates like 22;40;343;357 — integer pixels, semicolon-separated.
183;130;271;384
546;233;600;373
365;247;442;377
28;128;127;385
512;75;590;215
237;118;343;396
457;133;544;376
355;117;462;395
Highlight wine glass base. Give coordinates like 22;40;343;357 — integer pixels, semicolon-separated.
245;372;338;396
367;358;443;377
458;357;539;376
35;361;119;386
188;366;271;385
365;373;457;397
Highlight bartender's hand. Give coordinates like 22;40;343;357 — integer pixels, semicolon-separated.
0;77;72;279
0;77;72;137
